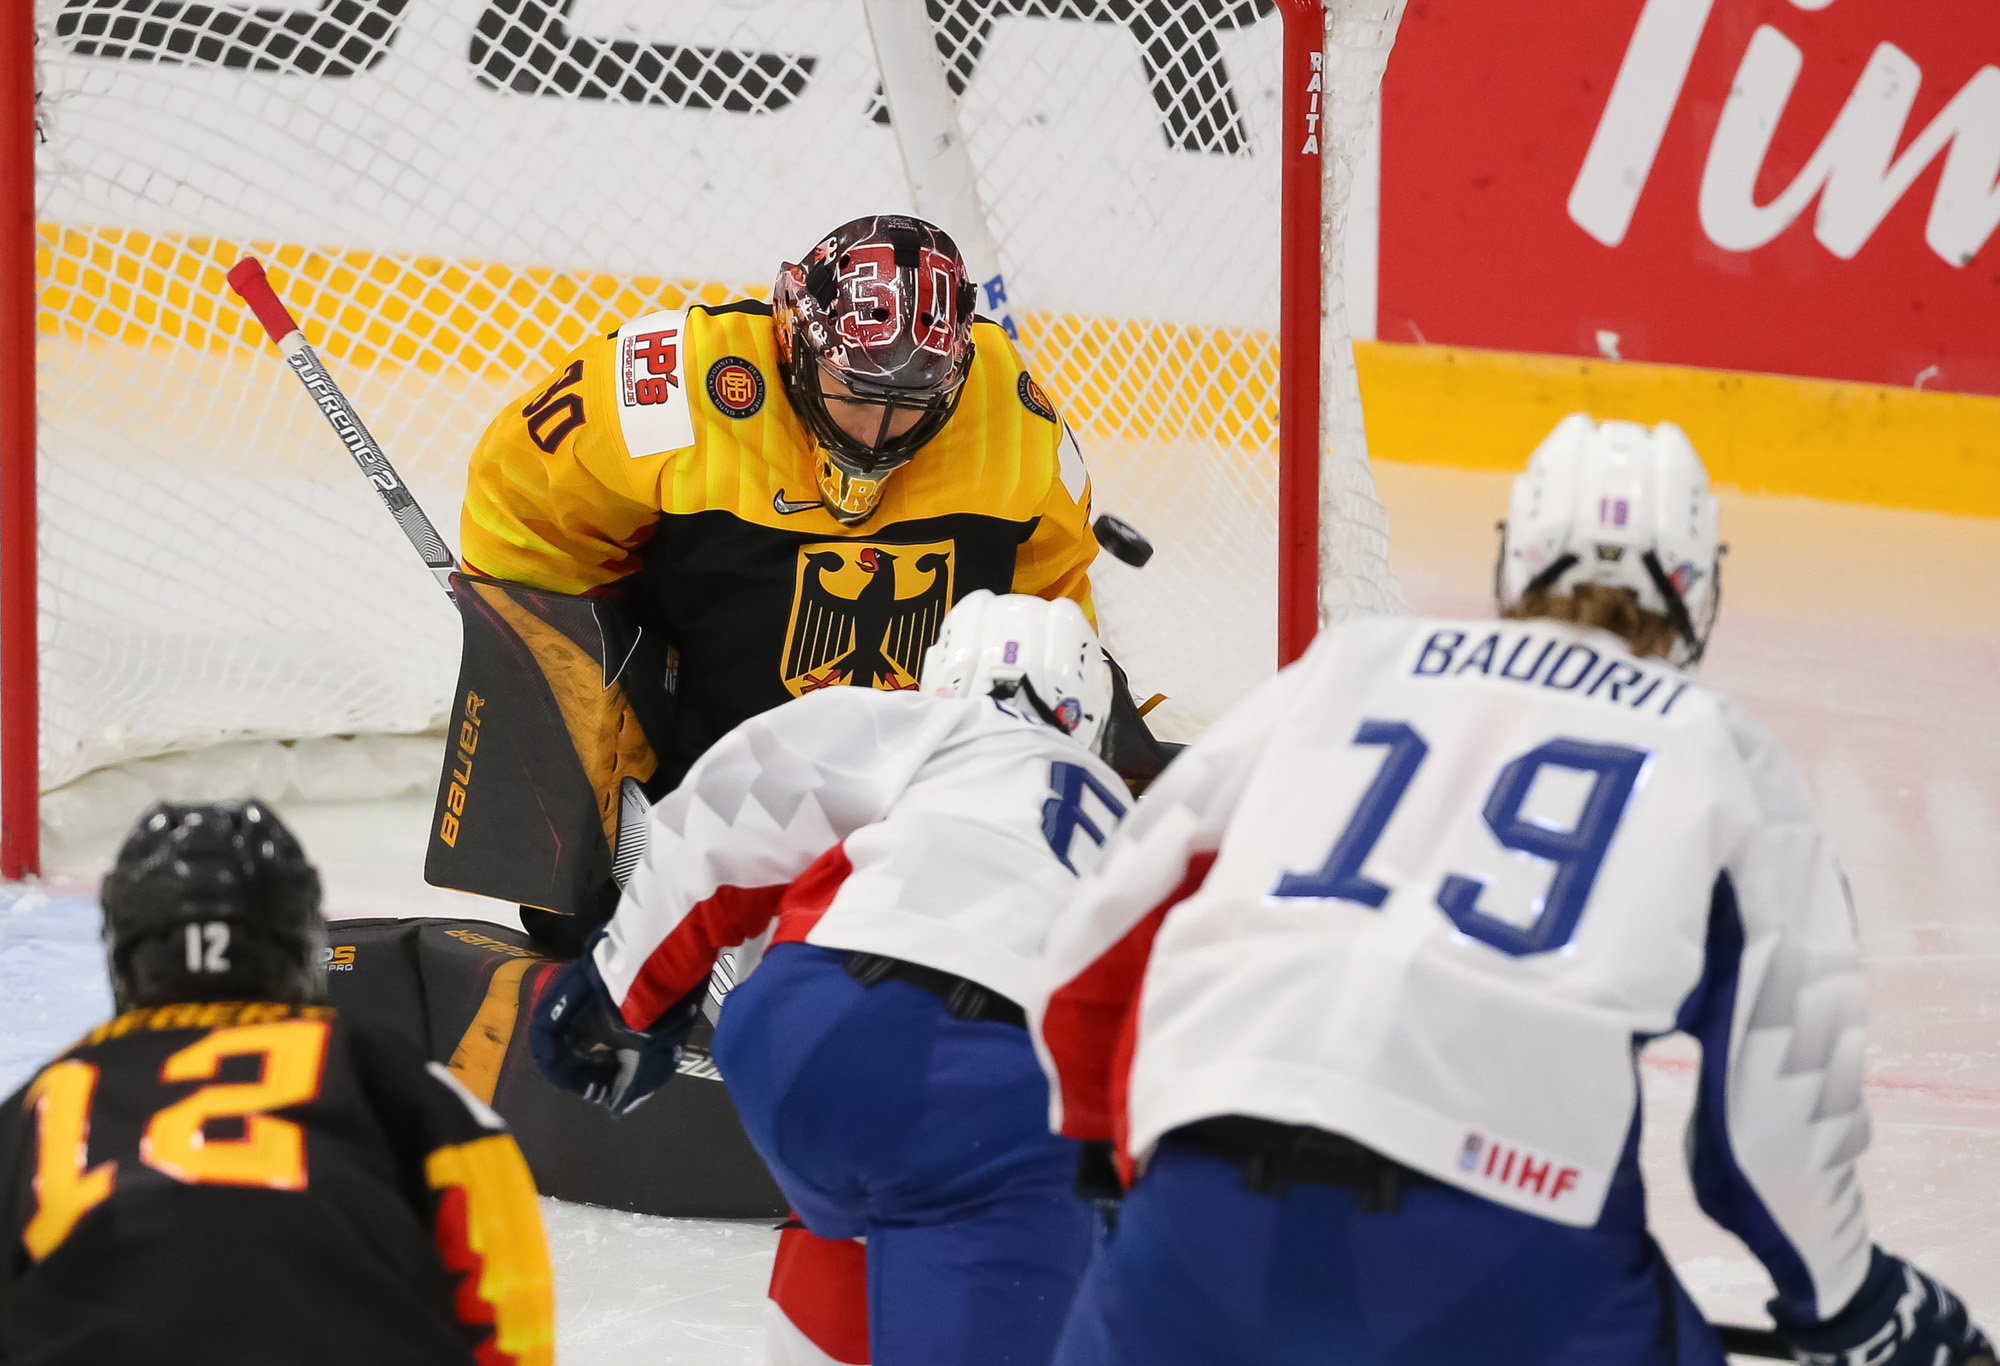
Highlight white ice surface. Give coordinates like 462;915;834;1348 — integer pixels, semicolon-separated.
5;467;1997;1361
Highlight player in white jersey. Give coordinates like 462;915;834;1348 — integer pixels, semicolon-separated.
530;591;1129;1366
1032;416;1994;1366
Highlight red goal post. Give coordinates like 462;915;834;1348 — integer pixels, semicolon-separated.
2;0;1405;878
2;23;35;878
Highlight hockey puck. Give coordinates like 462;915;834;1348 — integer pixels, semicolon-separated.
1092;514;1154;568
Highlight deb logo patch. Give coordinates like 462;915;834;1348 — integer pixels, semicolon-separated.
706;356;766;419
614;310;695;458
781;539;954;696
1017;372;1057;423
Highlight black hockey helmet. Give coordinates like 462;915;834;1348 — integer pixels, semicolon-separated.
100;799;327;1010
773;214;978;524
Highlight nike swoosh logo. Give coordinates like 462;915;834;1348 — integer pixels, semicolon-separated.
773;492;822;515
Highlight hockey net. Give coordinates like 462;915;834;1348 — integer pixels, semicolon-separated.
12;0;1405;839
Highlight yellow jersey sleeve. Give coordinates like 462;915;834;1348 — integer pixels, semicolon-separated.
460;320;692;594
425;1133;556;1366
1006;380;1098;626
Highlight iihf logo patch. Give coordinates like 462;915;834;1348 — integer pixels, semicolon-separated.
1055;697;1083;733
1017;372;1057;423
706;357;766;419
1669;561;1703;595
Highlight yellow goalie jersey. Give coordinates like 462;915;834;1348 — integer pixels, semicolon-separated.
462;300;1098;780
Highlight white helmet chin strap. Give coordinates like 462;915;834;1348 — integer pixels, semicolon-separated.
1636;550;1706;664
987;674;1068;734
1506;545;1708;664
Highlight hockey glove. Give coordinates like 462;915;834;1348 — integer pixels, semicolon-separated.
1772;1246;1996;1366
529;933;703;1117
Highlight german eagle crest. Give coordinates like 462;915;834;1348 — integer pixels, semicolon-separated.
781;539;955;695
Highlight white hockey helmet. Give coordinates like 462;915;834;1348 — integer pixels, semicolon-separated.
918;590;1113;750
1498;414;1721;667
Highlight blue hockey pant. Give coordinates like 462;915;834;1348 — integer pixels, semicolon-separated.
712;942;1096;1366
1052;1135;1725;1366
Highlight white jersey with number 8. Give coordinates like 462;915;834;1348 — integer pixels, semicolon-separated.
1033;614;1875;1324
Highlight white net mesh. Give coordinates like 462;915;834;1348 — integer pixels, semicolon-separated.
29;0;1403;793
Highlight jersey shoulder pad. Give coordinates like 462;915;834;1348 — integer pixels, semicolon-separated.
964;322;1086;501
1306;613;1427;680
1718;697;1816;823
970;320;1058;421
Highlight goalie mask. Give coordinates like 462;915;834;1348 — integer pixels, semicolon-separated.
773;215;978;526
919;590;1113;751
1497;414;1722;668
100;799;327;1011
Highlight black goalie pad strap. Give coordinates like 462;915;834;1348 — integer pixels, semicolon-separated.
425;573;673;916
1099;652;1181;790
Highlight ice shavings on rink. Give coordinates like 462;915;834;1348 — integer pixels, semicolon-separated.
0;888;114;1094
542;1204;774;1364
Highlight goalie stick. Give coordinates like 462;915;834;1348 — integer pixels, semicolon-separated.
225;257;458;602
227;257;657;889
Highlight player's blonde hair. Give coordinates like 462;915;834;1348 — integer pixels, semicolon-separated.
1503;584;1682;661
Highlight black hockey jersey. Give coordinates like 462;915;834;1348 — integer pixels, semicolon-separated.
0;1000;554;1365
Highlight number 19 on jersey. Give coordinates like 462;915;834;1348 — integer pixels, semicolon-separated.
1270;720;1649;957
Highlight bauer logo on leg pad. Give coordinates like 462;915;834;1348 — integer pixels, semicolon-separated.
438;691;484;849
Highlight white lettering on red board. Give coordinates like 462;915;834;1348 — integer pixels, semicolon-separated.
1567;0;2000;268
1301;53;1322;156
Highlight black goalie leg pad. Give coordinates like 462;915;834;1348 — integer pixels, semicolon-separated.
426;573;674;919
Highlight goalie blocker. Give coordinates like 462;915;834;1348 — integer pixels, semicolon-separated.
425;574;672;944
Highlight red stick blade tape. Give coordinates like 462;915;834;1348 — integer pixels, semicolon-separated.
226;257;303;345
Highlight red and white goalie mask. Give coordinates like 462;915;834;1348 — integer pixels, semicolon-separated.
773;215;978;525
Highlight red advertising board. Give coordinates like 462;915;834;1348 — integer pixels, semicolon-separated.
1379;0;2000;397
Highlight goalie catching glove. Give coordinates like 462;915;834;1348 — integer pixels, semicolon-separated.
1772;1247;1994;1366
528;932;706;1117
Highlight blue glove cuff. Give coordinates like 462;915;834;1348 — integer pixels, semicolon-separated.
1775;1247;1993;1366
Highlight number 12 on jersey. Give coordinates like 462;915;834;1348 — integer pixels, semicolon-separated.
1271;720;1649;956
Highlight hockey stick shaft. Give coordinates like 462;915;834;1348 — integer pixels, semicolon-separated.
225;257;458;602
